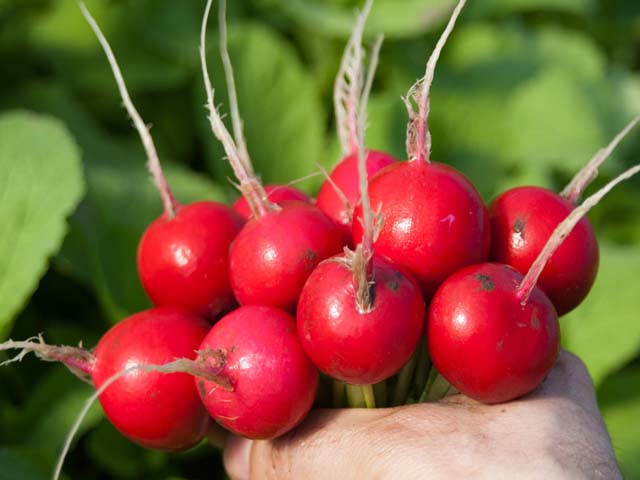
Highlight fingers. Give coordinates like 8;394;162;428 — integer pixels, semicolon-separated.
527;349;599;412
224;435;251;480
225;408;384;480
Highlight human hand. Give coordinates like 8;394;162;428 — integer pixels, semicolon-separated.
223;350;620;479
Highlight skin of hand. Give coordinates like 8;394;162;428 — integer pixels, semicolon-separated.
222;351;621;480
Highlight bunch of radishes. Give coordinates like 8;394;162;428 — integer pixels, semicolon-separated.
2;0;640;477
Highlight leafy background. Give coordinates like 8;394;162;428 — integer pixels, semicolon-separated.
1;0;640;478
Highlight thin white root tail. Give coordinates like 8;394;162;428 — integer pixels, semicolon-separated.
334;0;374;156
52;349;229;480
561;113;640;204
78;2;178;218
0;335;94;384
517;162;640;304
200;0;272;217
404;0;466;162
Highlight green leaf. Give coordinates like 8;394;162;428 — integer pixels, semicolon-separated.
18;369;102;456
86;422;168;478
197;23;326;193
465;0;595;17
429;23;631;191
0;111;84;339
0;449;45;480
29;0;192;95
598;366;640;478
562;243;640;387
259;0;458;39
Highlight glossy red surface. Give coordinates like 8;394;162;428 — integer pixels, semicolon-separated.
137;201;243;319
91;307;210;450
196;305;318;439
489;186;599;315
297;255;425;384
316;150;396;240
428;263;560;404
229;201;344;311
232;184;312;220
353;161;490;298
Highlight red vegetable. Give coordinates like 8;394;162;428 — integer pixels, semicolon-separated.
92;307;211;450
489;187;598;315
195;305;319;439
232;184;312;220
316;150;395;239
297;254;424;384
138;201;243;318
428;263;560;403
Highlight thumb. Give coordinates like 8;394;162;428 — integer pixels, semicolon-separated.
223;408;385;480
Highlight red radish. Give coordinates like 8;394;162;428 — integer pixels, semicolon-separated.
316;4;395;238
352;0;489;299
199;0;342;311
230;200;344;310
298;15;425;392
0;306;214;452
429;161;640;403
428;263;559;404
489;187;598;315
490;114;640;315
232;184;312;220
138;201;243;318
82;4;242;318
316;150;395;239
195;305;319;439
297;254;424;385
91;307;212;450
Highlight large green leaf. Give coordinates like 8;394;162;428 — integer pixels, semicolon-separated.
86;422;167;479
0;449;45;480
429;23;633;194
5;83;229;323
197;23;326;194
465;0;594;17
259;0;456;39
0;111;84;339
562;244;640;387
599;366;640;478
28;0;193;96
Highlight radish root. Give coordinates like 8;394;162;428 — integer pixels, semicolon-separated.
404;0;466;163
561;113;640;204
79;2;178;218
334;0;373;156
200;0;273;218
517;162;640;304
0;335;94;383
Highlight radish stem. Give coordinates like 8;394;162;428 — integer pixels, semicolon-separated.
52;350;227;480
334;0;373;156
361;384;377;408
352;35;383;313
405;0;467;163
200;0;273;218
518;162;640;304
562;114;640;204
79;2;178;218
392;348;418;406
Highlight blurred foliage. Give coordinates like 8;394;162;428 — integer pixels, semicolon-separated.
0;0;639;478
